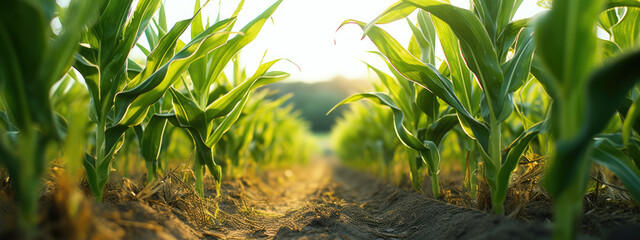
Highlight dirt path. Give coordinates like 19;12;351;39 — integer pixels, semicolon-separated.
199;159;553;239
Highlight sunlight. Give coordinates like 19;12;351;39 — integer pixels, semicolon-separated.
162;0;546;83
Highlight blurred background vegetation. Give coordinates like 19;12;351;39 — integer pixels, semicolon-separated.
263;77;372;132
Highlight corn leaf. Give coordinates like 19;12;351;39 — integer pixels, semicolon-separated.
426;113;458;145
205;59;291;119
416;87;440;123
189;0;245;99
611;8;640;50
140;114;169;178
493;120;548;198
623;97;640;145
598;9;620;35
535;0;601;97
343;20;490;153
364;61;417;125
500;27;536;95
583;51;640;139
598;39;623;61
399;0;505;119
591;137;640;204
606;0;640;9
432;16;479;116
547;50;640;197
200;0;283;94
112;20;234;128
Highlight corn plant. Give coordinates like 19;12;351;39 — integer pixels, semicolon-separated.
331;11;460;197
125;3;187;184
0;0;96;233
338;0;551;214
74;0;245;201
138;0;289;197
534;0;640;238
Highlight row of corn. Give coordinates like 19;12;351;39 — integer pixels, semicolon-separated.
0;0;314;236
330;0;640;239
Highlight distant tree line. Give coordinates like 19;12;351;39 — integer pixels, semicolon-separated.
262;77;370;132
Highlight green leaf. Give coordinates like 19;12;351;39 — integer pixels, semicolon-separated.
82;153;101;199
112;19;235;127
495;120;548;198
426;113;458;145
619;97;640;137
432;15;479;116
169;88;208;139
140;115;169;177
598;39;623;61
623;97;640;145
583;51;640;138
598;9;620;34
546;50;640;197
192;0;204;39
205;87;252;147
416;87;439;123
188;0;245;101
363;1;416;33
199;0;283;94
472;0;523;41
605;0;640;9
407;10;437;64
530;55;560;100
591;137;640;204
342;20;490;153
535;0;602;95
97;0;134;66
206;71;290;147
501;27;536;95
205;59;290;119
363;60;417;125
372;0;505;119
41;0;98;88
157;113;222;196
127;58;144;78
496;18;531;61
611;8;640;50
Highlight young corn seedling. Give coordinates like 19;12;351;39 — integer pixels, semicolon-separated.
342;0;548;214
74;0;238;201
0;0;96;234
534;0;640;238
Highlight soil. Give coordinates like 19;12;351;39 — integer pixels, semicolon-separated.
1;157;639;239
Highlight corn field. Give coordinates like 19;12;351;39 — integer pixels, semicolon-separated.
1;0;640;239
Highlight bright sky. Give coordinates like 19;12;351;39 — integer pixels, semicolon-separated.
162;0;546;83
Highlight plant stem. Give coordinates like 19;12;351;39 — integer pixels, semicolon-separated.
492;192;505;215
92;119;107;202
489;117;504;215
17;129;38;239
553;192;580;240
430;172;440;198
194;159;204;197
